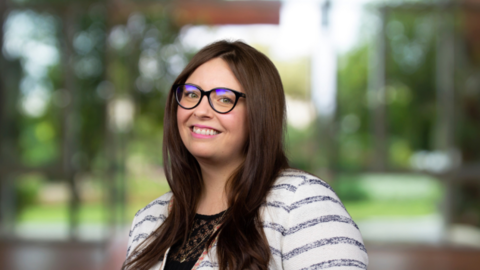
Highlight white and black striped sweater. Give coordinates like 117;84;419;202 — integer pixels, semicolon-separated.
126;169;369;270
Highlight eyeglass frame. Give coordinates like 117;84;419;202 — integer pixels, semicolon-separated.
173;83;247;114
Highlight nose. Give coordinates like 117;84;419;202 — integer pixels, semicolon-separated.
193;94;214;118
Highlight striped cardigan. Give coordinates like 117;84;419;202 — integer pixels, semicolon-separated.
126;169;369;269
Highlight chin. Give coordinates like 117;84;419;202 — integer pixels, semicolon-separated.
189;150;216;160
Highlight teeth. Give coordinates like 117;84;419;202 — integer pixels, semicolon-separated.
193;127;219;135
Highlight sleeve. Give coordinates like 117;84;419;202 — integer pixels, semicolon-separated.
280;179;369;270
126;210;142;260
125;193;172;261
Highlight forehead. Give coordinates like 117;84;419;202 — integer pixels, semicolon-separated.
185;58;243;92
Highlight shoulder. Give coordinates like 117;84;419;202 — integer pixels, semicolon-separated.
269;168;338;204
266;168;358;233
133;191;173;221
126;191;173;258
275;168;334;191
264;168;347;229
263;168;368;269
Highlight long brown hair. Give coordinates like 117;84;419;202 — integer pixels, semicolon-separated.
123;40;289;270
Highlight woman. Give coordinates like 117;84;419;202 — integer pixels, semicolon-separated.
124;40;368;270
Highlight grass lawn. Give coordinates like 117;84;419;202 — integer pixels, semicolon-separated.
17;174;442;224
18;178;171;224
344;200;439;221
18;199;439;224
18;203;106;223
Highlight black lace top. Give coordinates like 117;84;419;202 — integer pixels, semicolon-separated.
164;211;225;270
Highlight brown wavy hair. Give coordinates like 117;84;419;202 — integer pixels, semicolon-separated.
123;40;289;270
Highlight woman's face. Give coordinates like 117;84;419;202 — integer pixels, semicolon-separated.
177;58;248;165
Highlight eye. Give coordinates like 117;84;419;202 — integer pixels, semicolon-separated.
214;89;235;104
218;97;233;104
185;92;199;98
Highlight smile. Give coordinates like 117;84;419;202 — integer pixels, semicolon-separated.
192;126;220;136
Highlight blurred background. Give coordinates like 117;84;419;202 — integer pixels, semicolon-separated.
0;0;479;269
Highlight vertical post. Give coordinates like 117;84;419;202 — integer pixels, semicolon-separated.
0;175;16;239
61;6;80;240
104;0;116;239
0;0;5;140
118;129;126;231
0;0;7;236
369;7;388;171
435;12;456;153
107;0;122;233
0;0;6;158
436;8;456;243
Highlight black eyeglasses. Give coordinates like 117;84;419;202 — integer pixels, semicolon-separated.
174;83;246;114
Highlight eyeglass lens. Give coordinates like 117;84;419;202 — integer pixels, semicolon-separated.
176;85;237;113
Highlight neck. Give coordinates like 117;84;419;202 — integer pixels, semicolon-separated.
196;157;243;215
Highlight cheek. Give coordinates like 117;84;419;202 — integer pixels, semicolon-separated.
176;107;188;126
176;107;190;138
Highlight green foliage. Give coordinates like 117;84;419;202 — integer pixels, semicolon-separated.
333;175;370;202
334;173;444;220
286;124;320;172
335;11;440;171
3;6;184;228
113;10;185;172
336;44;373;171
385;12;438;157
333;173;443;202
2;10;62;168
15;174;45;218
19;120;59;167
3;4;184;171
